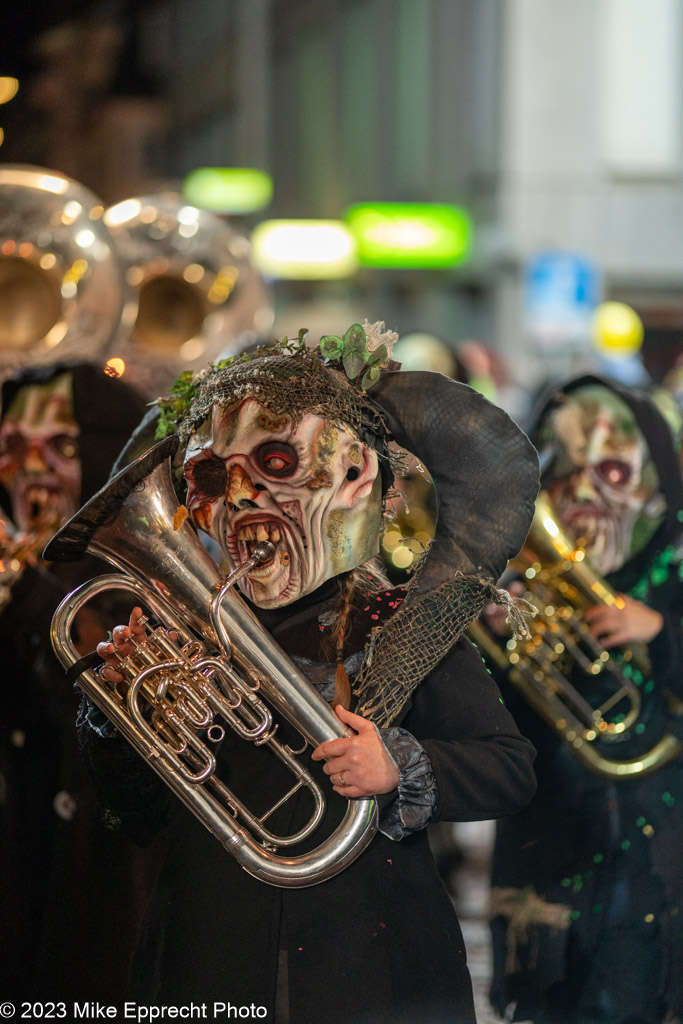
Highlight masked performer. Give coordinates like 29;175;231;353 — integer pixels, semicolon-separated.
488;376;683;1024
0;362;148;1001
69;322;539;1023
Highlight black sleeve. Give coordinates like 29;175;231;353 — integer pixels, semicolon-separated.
76;699;171;845
402;637;538;822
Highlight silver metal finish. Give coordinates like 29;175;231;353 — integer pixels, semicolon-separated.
49;438;377;887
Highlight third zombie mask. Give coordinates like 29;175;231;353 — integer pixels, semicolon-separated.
538;384;664;575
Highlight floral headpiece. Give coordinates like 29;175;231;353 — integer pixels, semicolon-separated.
153;319;399;448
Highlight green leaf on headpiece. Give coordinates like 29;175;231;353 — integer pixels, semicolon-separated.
154;406;176;439
367;343;387;367
343;323;367;355
320;334;344;360
342;350;365;379
360;364;381;389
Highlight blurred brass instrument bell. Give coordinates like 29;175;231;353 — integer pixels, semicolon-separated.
470;491;681;778
47;436;377;887
102;193;273;397
0;164;125;379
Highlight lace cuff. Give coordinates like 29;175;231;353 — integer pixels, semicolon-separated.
75;688;118;739
377;726;438;841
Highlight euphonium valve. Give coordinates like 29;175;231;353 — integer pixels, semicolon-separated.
470;491;681;778
47;436;377;887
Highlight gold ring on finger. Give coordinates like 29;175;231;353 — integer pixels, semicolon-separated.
338;771;347;787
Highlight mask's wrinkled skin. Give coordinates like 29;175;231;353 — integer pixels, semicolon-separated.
183;398;383;607
0;373;81;534
541;386;664;575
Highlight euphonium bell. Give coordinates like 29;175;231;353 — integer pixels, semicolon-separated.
469;491;681;778
46;435;377;887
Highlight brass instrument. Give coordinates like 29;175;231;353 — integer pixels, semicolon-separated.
47;435;377;888
102;193;274;397
0;164;126;380
0;516;52;612
469;491;681;778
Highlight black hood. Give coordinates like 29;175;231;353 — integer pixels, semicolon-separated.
527;373;682;586
0;362;147;522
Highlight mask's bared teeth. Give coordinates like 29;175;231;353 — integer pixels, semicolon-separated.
270;527;281;543
256;524;268;542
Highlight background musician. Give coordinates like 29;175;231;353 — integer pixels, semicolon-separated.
488;376;683;1024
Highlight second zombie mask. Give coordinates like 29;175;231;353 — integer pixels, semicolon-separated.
183;397;383;608
0;371;81;534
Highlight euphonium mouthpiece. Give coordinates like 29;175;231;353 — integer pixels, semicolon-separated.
252;540;275;565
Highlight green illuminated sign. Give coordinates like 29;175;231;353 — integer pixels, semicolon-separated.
183;168;273;214
344;202;471;268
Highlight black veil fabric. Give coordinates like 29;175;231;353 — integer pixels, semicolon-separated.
369;370;540;588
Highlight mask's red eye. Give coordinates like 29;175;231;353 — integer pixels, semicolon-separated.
186;456;228;498
257;442;298;478
595;459;632;487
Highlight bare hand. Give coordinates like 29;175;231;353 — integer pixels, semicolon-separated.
584;594;663;647
311;705;399;799
95;605;147;689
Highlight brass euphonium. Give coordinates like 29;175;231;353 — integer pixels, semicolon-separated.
469;491;681;778
46;435;377;887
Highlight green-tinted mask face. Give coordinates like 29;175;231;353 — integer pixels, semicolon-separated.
0;373;81;533
538;386;664;574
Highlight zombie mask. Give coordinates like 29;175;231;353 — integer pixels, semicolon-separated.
183;397;383;607
0;372;80;534
539;385;664;575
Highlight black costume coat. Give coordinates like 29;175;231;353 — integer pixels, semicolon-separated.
79;579;537;1024
489;377;683;1024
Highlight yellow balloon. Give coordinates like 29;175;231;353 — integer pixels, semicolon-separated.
592;301;644;355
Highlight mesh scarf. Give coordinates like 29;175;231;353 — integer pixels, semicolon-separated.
355;573;532;725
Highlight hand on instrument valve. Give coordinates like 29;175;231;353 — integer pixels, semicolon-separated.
311;705;399;799
584;594;663;648
95;605;148;692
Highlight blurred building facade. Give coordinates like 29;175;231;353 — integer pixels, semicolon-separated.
3;0;683;394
